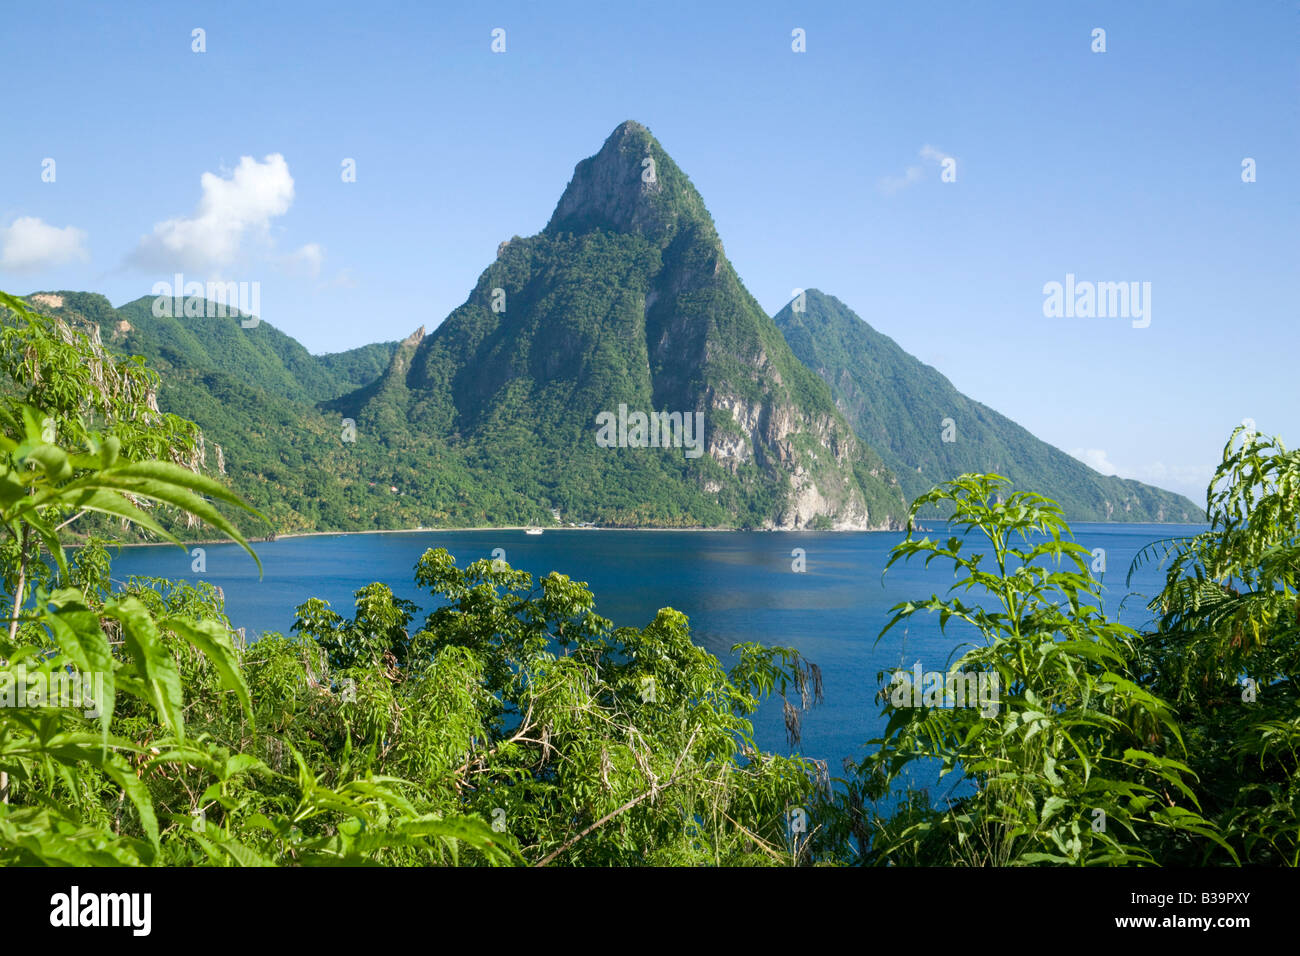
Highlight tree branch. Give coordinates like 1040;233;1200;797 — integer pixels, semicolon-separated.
533;726;699;867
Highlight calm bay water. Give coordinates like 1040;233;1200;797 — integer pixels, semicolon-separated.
107;524;1202;790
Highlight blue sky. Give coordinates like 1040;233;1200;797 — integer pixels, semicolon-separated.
2;0;1295;500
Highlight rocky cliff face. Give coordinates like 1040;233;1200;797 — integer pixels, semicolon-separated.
386;326;425;379
546;120;714;246
703;385;886;529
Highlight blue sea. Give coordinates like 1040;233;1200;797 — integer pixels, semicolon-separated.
106;523;1202;794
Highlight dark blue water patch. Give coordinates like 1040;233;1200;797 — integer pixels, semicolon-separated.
104;523;1204;793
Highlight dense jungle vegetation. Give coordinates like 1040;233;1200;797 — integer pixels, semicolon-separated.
0;291;1294;866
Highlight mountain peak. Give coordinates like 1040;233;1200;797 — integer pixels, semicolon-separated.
544;121;714;244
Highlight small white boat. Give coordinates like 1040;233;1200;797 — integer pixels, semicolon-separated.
525;527;543;535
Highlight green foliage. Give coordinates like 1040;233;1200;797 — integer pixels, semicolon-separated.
280;549;827;865
0;292;203;473
0;292;511;866
6;278;1297;868
824;473;1226;865
1126;426;1300;863
9;542;826;866
293;582;423;671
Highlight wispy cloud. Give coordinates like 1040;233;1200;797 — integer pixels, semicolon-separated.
878;165;926;195
321;268;356;290
1070;447;1213;499
878;144;958;195
286;242;324;278
919;144;954;166
1069;447;1119;476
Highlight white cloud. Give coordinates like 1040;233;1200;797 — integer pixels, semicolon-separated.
130;154;295;270
322;268;356;290
0;217;89;272
1128;461;1215;496
878;144;958;195
287;242;324;278
1070;447;1119;476
878;165;925;195
919;144;954;165
1070;448;1213;500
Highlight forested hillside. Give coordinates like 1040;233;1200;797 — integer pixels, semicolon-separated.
776;289;1202;522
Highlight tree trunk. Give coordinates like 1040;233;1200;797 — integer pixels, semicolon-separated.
3;527;30;804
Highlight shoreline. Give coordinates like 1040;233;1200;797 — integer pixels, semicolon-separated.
88;517;1206;550
101;525;744;549
93;523;921;549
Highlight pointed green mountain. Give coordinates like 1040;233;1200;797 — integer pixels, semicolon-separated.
774;289;1203;522
334;121;904;528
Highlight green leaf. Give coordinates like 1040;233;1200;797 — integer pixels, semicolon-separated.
42;589;117;746
104;596;185;737
162;616;253;722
